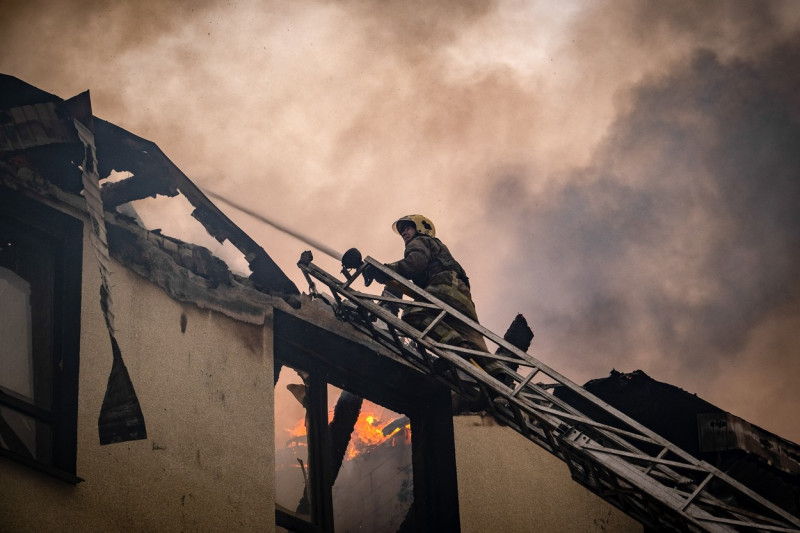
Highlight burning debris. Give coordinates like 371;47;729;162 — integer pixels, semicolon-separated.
275;365;413;532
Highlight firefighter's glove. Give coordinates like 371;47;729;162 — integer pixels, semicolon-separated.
362;263;389;286
341;248;363;270
298;250;313;266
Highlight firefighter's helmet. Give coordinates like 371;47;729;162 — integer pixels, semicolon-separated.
392;214;436;237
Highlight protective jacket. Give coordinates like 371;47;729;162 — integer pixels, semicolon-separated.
387;234;487;352
387;234;469;289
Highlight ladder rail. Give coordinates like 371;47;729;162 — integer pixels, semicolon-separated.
353;257;800;526
297;254;800;532
325;262;659;448
351;259;721;470
359;260;708;459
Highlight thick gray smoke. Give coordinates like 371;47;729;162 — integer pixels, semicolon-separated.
483;39;800;439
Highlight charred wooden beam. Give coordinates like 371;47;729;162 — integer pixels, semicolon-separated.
100;173;179;208
329;391;363;484
495;313;534;376
452;313;533;414
382;415;410;437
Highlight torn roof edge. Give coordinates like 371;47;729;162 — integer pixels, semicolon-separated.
106;213;303;323
91;115;298;295
0;73;298;297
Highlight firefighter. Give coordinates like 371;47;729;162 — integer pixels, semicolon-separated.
375;214;499;374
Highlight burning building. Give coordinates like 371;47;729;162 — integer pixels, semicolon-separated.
8;73;792;531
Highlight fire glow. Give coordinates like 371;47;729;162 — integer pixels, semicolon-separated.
345;412;411;460
284;411;411;460
286;418;307;442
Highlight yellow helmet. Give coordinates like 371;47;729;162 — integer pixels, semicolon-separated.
392;214;436;237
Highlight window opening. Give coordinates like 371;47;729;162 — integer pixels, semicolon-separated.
0;190;82;482
0;230;57;465
274;364;414;532
329;383;413;533
0;267;34;401
273;308;460;532
274;365;313;522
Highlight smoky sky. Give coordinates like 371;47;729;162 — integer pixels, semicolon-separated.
484;40;800;439
2;0;799;441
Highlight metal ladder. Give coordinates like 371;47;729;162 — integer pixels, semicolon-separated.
296;252;800;532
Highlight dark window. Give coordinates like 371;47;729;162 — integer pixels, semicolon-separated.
273;309;459;533
0;188;82;483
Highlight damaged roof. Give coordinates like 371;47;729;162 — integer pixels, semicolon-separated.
0;73;428;371
554;369;800;516
0;73;298;298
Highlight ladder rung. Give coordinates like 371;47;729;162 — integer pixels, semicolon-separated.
420;310;447;339
681;472;714;511
511;368;539;398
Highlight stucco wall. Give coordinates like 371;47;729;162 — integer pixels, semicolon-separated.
2;214;645;533
1;225;275;532
454;415;642;533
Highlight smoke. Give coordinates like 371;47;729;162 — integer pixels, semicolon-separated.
2;0;799;440
481;34;800;439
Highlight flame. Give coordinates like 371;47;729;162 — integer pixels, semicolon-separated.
288;418;307;437
345;411;411;460
282;409;411;459
285;417;307;448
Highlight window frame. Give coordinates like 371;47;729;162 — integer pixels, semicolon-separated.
273;308;460;533
0;187;83;483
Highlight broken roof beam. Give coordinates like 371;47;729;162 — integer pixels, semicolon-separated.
95;119;180;207
100;172;180;207
93;118;298;295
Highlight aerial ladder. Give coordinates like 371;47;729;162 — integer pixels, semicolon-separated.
297;251;800;533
